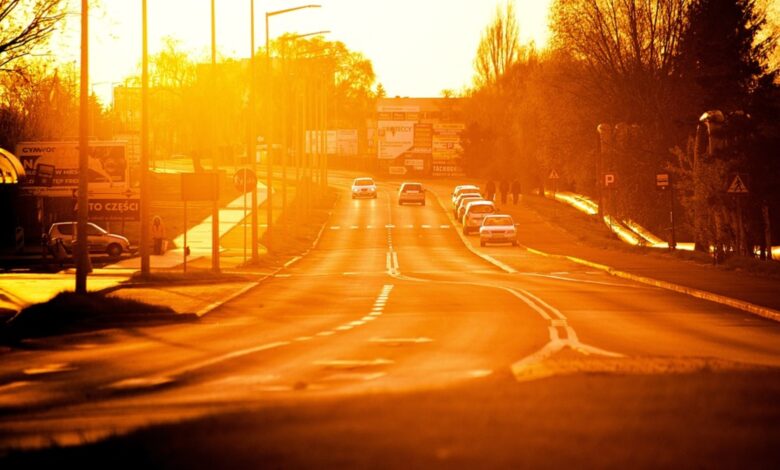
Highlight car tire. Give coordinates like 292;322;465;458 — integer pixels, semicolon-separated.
106;243;123;258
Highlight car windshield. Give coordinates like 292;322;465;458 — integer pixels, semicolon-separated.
460;197;481;207
87;223;107;235
456;186;479;196
470;204;495;214
354;179;374;186
402;184;421;192
484;217;513;226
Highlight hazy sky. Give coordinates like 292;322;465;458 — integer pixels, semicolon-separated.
52;0;553;104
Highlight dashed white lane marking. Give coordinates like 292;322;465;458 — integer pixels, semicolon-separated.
314;359;395;369
440;224;450;229
295;336;313;342
330;226;341;230
369;337;433;345
350;225;359;230
284;256;302;268
421;224;431;229
23;363;76;375
317;331;335;337
336;325;354;331
366;225;374;229
385;224;396;228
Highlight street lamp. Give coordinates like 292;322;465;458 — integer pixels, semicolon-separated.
264;4;321;252
279;31;330;214
76;0;89;293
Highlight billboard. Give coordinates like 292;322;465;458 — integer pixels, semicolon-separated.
305;129;358;156
16;141;128;195
432;123;465;176
377;105;418;160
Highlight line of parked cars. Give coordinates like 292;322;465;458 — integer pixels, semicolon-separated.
451;184;518;247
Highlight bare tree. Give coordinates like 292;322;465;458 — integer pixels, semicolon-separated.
0;0;66;71
474;1;522;87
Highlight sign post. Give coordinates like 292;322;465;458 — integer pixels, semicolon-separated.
548;169;560;217
727;173;749;256
656;172;675;250
233;168;256;264
603;172;617;231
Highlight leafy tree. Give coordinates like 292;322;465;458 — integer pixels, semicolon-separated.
0;0;66;72
473;0;521;88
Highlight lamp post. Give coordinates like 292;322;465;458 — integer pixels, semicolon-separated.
76;0;89;293
248;0;258;262
140;0;150;278
210;0;220;273
265;4;321;252
279;31;329;215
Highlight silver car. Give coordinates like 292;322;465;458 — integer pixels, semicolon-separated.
351;177;377;199
462;200;496;235
398;182;426;205
48;221;131;257
479;214;518;246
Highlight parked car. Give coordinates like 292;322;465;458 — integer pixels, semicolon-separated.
479;214;518;247
48;221;131;258
351;177;377;199
462;200;496;235
456;195;484;220
398;182;426;205
453;190;482;213
451;184;480;207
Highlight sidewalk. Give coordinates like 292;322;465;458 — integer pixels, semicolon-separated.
428;182;780;315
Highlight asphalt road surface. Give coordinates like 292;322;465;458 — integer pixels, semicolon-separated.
2;174;780;468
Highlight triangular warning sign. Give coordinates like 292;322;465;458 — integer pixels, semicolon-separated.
727;174;749;194
549;169;560;179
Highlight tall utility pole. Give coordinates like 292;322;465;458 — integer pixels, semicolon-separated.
211;0;220;272
248;0;258;262
140;0;151;277
265;5;322;252
76;0;89;294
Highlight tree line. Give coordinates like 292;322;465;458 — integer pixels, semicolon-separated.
463;0;779;260
0;1;380;173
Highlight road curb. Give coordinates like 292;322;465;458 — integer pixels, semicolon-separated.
430;189;516;274
195;191;338;316
523;246;780;323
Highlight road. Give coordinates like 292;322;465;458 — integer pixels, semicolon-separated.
2;174;780;468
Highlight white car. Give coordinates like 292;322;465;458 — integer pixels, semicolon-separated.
351;177;377;199
456;195;483;220
451;185;480;207
398;182;426;205
479;214;518;247
462;200;496;235
48;221;132;257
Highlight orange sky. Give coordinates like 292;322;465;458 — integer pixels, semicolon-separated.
52;0;553;104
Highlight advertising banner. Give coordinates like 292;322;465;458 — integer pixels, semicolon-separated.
377;121;415;159
87;198;140;222
17;141;129;195
432;123;466;176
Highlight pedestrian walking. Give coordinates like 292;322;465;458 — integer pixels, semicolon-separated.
499;180;509;205
152;216;166;255
511;178;522;205
485;180;496;202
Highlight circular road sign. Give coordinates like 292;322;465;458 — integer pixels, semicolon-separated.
233;168;257;193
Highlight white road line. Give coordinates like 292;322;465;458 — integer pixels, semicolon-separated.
385;224;396;228
274;274;292;278
284;256;302;268
366;225;374;229
405;224;414;229
330;226;340;230
295;336;313;342
317;331;335;337
421;224;431;229
336;325;354;331
350;225;359;230
440;224;450;229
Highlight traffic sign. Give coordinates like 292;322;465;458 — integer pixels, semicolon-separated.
233;168;257;193
727;174;749;194
388;166;407;175
548;169;560;180
603;173;617;189
656;173;670;189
